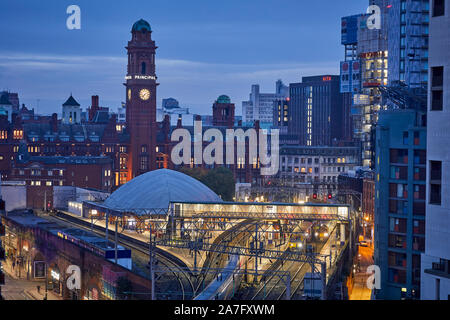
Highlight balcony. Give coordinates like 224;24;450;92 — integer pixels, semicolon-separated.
425;261;450;279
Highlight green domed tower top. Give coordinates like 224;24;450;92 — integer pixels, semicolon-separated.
216;95;231;104
132;19;152;32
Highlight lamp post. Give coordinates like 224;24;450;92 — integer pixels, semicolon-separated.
44;264;48;300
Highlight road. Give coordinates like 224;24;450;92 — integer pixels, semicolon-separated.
349;245;374;300
1;274;40;300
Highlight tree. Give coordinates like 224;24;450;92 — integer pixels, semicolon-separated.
179;167;235;201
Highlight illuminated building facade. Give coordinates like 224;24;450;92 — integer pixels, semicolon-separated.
125;19;158;178
279;145;359;199
289;76;343;146
273;98;290;134
353;0;390;168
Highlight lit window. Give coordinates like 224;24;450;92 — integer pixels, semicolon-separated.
13;130;23;140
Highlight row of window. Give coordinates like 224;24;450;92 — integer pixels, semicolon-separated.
389;217;425;235
431;66;444;111
29;180;63;187
18;169;64;177
390;149;426;165
388;233;425;251
282;157;348;164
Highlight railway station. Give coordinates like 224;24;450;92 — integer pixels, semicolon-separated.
65;169;354;299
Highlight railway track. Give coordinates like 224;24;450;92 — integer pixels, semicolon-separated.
195;219;254;295
250;223;339;300
47;211;194;300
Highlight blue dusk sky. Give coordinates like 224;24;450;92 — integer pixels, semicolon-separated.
0;0;367;116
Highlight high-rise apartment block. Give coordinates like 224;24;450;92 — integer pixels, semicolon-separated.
421;0;450;300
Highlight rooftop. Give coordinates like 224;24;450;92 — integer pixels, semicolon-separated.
62;95;81;107
216;95;231;104
103;169;222;212
132;19;151;32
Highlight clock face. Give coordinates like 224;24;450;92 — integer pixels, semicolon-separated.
128;89;131;101
139;88;150;101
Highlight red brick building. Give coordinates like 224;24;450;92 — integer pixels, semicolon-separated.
125;19;158;178
362;177;375;222
8;143;113;209
1;211;151;300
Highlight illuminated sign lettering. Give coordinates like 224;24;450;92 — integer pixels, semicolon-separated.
125;75;156;80
51;270;60;281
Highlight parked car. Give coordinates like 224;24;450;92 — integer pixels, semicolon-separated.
359;240;368;247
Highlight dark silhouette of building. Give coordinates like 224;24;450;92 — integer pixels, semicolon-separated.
289;75;343;146
212;95;235;128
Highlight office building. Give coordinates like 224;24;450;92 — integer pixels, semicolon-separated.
352;0;390;167
289;75;343;146
242;80;288;125
273;98;290;134
340;14;363;142
388;0;430;88
421;0;450;300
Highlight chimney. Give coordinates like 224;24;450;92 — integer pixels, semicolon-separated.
89;95;100;122
11;113;17;125
109;113;117;124
51;113;58;132
92;95;99;108
176;115;182;128
195;114;202;122
163;115;171;141
254;120;260;131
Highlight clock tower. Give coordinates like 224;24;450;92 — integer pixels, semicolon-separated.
125;19;157;178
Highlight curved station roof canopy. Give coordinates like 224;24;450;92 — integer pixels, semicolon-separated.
103;169;222;213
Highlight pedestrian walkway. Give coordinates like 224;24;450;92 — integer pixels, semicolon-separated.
2;259;62;300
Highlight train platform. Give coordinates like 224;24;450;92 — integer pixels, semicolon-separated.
53;210;213;272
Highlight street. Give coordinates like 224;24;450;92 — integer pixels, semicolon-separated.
1;259;61;300
1;274;35;300
349;245;374;300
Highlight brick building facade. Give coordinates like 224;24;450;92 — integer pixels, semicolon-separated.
1;211;151;300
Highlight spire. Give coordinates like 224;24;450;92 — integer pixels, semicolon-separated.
63;95;80;107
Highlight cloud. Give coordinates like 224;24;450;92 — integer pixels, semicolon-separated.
0;52;126;70
0;51;339;115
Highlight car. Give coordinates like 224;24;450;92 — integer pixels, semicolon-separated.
359;240;368;247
